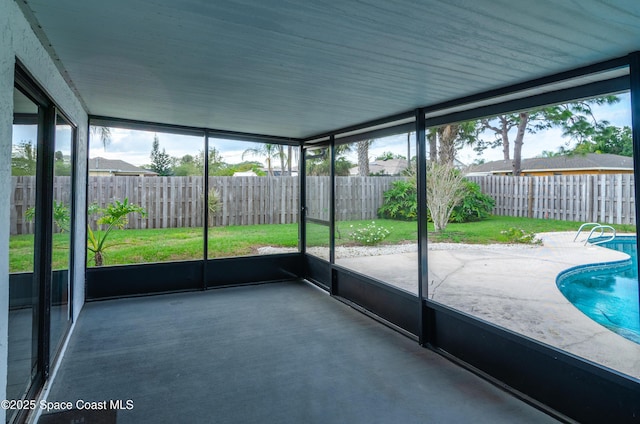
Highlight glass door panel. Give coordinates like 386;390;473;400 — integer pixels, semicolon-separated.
50;114;73;360
7;87;39;420
304;146;330;260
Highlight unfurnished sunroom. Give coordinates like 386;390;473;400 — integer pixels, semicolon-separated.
2;1;640;423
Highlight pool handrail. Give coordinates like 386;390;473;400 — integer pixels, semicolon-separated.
574;222;601;242
584;225;616;246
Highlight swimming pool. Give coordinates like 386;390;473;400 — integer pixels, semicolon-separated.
556;236;640;344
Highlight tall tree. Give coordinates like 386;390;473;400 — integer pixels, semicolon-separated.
242;143;279;176
357;140;373;176
171;154;200;176
90;126;112;151
428;130;437;163
428;122;477;165
149;134;172;176
196;147;229;175
287;145;293;176
471;96;620;175
576;125;632;156
276;145;287;176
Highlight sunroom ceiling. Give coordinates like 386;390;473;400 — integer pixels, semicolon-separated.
22;0;640;139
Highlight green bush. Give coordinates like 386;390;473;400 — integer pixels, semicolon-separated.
348;221;391;246
377;180;417;221
449;180;495;223
378;178;494;224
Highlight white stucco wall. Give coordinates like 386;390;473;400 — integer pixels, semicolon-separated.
0;3;13;420
0;0;88;420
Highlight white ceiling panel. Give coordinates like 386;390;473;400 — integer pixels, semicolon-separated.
21;0;640;138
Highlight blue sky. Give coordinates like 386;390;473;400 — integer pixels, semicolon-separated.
14;93;632;168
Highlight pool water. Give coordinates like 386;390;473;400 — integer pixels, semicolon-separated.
557;237;640;344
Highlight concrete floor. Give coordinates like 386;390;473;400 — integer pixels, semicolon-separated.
337;232;640;380
43;282;558;424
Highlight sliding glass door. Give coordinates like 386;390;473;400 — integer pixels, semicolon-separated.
7;68;76;424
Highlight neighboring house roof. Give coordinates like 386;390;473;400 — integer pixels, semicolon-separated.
465;153;633;175
350;158;466;176
89;157;158;176
369;158;409;175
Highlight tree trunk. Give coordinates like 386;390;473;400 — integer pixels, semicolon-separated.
438;124;458;166
94;251;103;267
500;116;510;160
512;112;529;176
287;145;292;176
266;158;273;176
428;130;437;163
357;140;370;176
277;145;286;176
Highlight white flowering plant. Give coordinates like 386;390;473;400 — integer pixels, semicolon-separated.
348;221;391;246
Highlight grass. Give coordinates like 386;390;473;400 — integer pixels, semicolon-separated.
8;216;636;273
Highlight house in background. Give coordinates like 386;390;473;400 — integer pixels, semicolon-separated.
89;157;158;177
465;153;633;176
350;158;466;176
350;158;410;176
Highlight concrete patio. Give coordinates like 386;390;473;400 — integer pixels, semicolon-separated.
336;232;640;380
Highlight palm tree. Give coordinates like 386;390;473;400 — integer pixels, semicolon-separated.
90;126;112;151
277;145;287;176
242;143;280;176
357;139;373;176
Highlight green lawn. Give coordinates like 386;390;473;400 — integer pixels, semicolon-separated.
8;216;635;272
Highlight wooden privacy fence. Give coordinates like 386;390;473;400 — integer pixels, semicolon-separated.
468;175;636;225
88;176;300;229
306;176;400;222
10;176;402;235
10;174;637;235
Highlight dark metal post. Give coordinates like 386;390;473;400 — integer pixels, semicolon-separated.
329;136;337;294
68;124;79;321
84;121;91;302
415;109;429;346
203;132;209;289
299;144;306;254
629;52;640;319
34;103;56;378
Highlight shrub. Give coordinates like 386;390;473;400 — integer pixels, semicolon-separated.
25;201;70;233
501;227;540;244
87;198;146;266
207;188;221;226
379;177;494;226
377;180;417;221
426;163;466;232
449;180;495;223
348;221;391;246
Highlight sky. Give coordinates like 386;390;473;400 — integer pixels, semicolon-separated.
89;131;258;167
14;93;632;169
